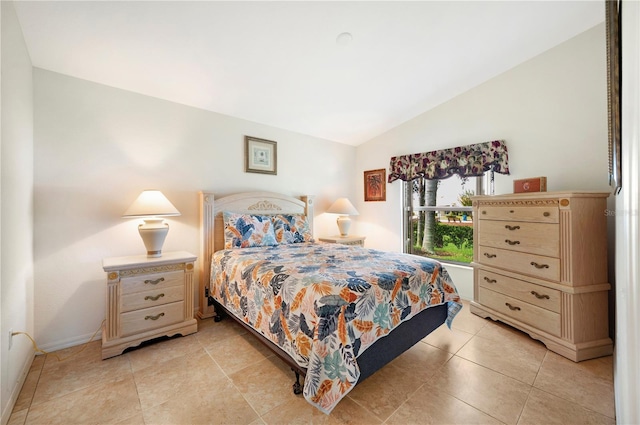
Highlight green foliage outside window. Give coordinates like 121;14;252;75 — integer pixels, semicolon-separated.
412;220;473;264
434;222;473;248
458;189;474;207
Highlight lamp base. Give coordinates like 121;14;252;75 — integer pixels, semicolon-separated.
336;216;351;237
138;219;169;257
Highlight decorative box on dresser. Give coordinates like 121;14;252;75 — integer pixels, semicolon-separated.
470;191;612;362
101;251;198;359
318;235;366;247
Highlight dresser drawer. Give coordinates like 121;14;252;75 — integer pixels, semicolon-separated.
478;206;558;223
478;245;560;281
478;287;561;336
121;270;184;295
478;220;559;257
121;301;184;337
121;285;184;313
477;269;561;313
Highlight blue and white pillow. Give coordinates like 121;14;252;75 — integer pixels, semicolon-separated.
271;214;314;244
223;212;278;249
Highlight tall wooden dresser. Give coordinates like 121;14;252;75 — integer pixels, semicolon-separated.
470;191;612;361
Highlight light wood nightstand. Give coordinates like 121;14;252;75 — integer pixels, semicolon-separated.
318;235;366;247
101;251;198;359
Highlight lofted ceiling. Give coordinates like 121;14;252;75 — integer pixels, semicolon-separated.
13;1;604;146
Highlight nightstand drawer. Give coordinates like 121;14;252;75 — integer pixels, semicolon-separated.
478;269;561;313
478;245;560;281
478;206;559;223
121;285;184;313
338;240;364;246
121;270;184;295
478;220;559;257
319;235;366;246
121;301;184;337
478;287;560;336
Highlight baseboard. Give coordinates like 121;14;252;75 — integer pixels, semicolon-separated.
1;347;35;425
37;330;102;354
39;310;204;354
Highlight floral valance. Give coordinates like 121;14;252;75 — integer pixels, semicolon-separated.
388;140;509;183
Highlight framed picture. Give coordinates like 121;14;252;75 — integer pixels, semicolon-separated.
606;0;622;194
245;136;277;175
364;169;386;202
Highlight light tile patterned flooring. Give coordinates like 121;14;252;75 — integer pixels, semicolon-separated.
9;300;615;424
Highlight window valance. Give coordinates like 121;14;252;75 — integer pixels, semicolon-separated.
387;140;510;183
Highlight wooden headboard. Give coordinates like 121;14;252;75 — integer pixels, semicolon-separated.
198;191;314;318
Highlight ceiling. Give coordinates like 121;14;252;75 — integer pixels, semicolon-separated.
13;1;604;146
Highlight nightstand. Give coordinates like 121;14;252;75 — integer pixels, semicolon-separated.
318;235;366;247
101;251;198;359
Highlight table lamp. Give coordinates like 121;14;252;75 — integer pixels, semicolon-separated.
327;197;359;237
122;190;181;257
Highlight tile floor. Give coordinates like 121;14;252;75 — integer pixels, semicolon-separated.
9;300;615;424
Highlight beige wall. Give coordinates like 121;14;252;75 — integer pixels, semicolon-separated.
1;1;34;421
33;69;356;351
354;23;610;299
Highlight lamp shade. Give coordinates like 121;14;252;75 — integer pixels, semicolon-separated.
122;190;181;218
123;190;180;258
327;198;359;216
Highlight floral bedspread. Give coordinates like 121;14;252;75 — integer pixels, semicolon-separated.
210;243;461;413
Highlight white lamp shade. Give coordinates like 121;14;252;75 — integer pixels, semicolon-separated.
123;190;180;257
122;190;181;218
327;198;359;216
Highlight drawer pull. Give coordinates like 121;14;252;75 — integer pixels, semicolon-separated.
543;212;550;217
145;277;165;285
509;210;514;213
505;239;520;245
484;253;497;258
530;262;550;269
482;210;486;215
483;277;497;283
505;225;521;231
144;293;165;301
505;303;521;311
530;291;550;300
145;312;165;321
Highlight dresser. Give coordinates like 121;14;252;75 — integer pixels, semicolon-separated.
101;251;198;359
470;192;612;361
318;235;366;247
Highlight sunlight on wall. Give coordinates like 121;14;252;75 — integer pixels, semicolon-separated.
112;133;183;168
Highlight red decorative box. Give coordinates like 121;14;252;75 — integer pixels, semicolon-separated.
514;177;547;193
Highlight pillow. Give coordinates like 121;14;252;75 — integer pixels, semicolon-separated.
223;212;278;249
271;214;314;244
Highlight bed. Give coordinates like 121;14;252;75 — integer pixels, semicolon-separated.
198;191;462;414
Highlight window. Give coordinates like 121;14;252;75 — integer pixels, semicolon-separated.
402;174;487;265
388;140;508;264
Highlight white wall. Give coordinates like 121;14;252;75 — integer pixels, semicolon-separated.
1;1;34;422
354;23;610;301
615;2;640;422
33;69;356;351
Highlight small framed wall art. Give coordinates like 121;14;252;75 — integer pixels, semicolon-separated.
245;136;277;175
364;168;386;202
